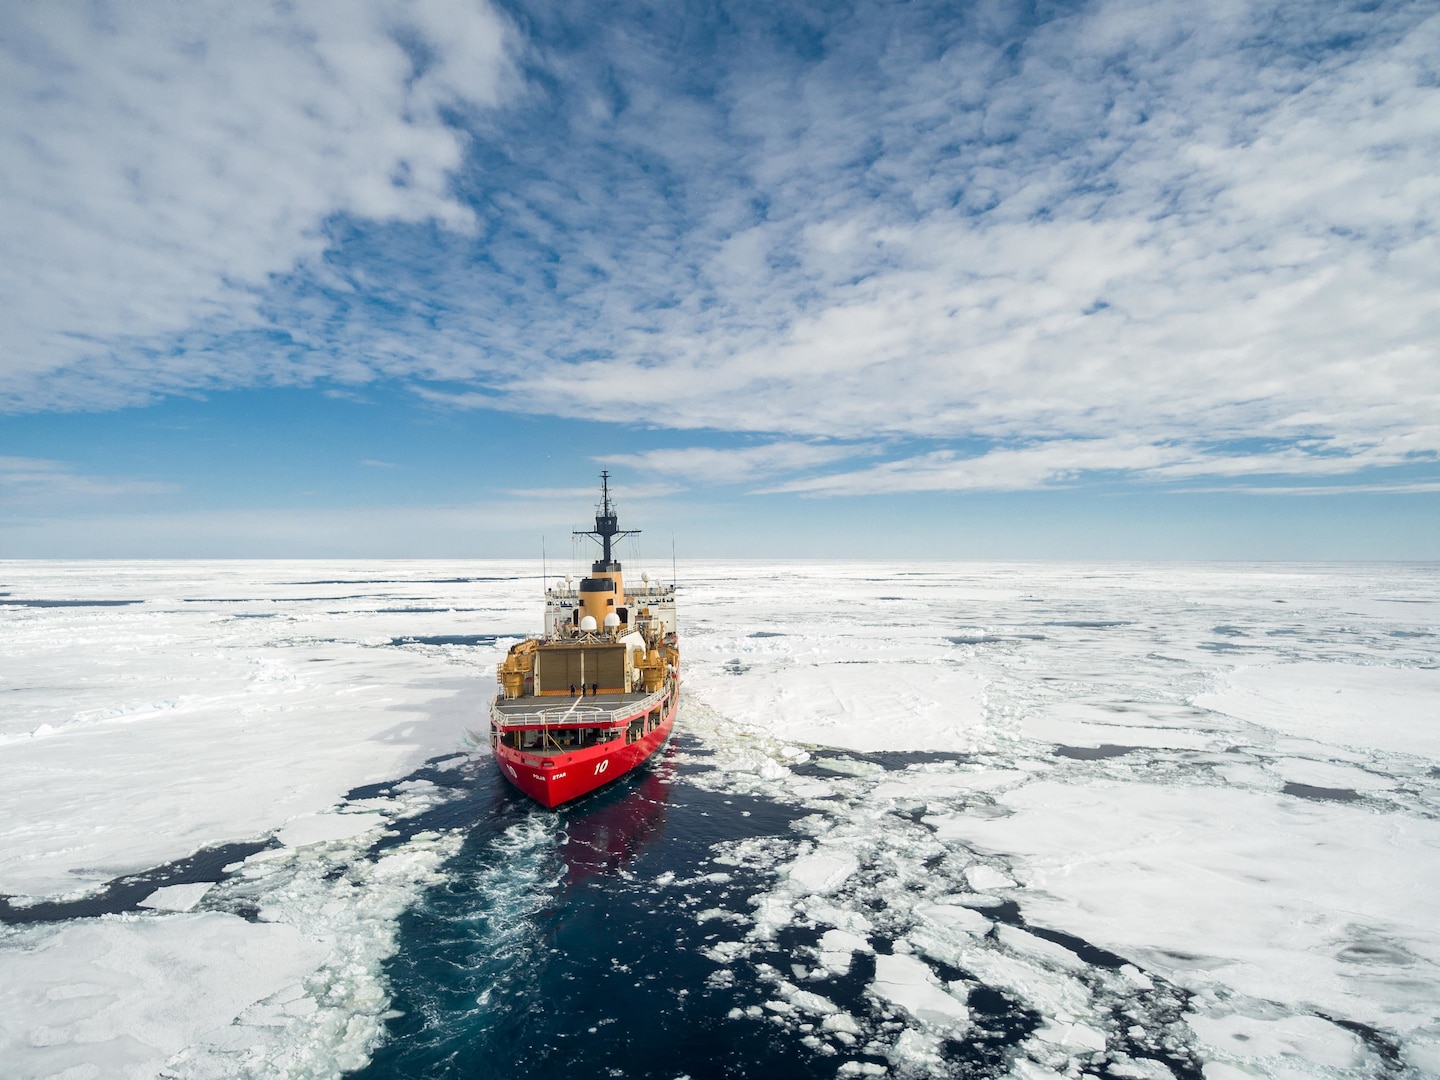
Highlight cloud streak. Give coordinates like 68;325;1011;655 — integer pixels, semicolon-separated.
601;443;865;486
0;456;178;506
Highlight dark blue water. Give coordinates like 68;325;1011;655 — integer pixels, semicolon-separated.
0;839;274;925
352;739;1044;1080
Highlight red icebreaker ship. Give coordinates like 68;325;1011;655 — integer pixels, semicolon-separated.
489;474;679;807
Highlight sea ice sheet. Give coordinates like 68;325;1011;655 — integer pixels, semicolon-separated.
0;561;517;1078
4;558;1439;1079
677;560;1440;1077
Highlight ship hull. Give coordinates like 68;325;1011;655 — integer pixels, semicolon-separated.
492;682;679;808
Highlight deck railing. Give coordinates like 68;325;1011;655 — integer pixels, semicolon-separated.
490;686;667;729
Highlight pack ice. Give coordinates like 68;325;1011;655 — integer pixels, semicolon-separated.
0;561;517;1077
681;561;1440;1078
2;559;1438;1079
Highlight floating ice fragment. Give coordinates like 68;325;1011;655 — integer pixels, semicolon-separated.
914;903;991;936
695;908;747;925
786;851;859;894
870;953;969;1032
788;989;840;1016
137;881;214;912
1119;964;1153;989
1035;1019;1107;1051
787;777;835;799
823;1011;862;1035
821;929;874;955
758;758;790;781
243;847;290;866
1106;1058;1174;1079
706;969;736;990
836;1062;886;1076
817;928;873;974
814;757;885;777
956;947;1092;1018
996;926;1086;971
964;865;1015;891
1010;1059;1067;1080
808;901;874;936
702;941;750;964
1275;757;1390;793
876;767;1023;802
888;1027;946;1071
278;812;382;848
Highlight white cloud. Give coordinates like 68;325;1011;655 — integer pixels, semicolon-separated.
1184;481;1440;496
764;435;1440;497
473;2;1440;483
764;439;1185;495
0;0;512;405
0;456;178;505
4;0;1438;493
600;443;866;486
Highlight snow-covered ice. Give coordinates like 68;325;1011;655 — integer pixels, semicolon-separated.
1196;661;1440;759
872;952;970;1031
679;561;1440;1077
3;558;1438;1078
137;882;214;912
0;561;517;1078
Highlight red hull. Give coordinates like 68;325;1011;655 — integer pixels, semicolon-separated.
492;684;679;808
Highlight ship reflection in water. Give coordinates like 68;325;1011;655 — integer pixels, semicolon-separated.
558;754;673;885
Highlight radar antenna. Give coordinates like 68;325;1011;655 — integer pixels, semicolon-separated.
573;470;639;572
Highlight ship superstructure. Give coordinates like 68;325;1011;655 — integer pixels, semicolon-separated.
489;473;679;807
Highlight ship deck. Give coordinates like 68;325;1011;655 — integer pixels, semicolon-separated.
491;687;666;728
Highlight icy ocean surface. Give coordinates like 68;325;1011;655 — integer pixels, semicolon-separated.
1;561;1437;1080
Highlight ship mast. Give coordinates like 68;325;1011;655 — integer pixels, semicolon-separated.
574;470;639;571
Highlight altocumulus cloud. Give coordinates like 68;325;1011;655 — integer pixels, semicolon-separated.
2;0;1438;494
486;0;1440;493
0;0;513;406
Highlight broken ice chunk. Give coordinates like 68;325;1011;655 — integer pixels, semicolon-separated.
137;881;214;912
870;953;969;1032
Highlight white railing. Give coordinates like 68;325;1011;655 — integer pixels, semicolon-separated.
490;686;667;729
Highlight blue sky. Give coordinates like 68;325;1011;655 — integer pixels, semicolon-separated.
2;0;1437;559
